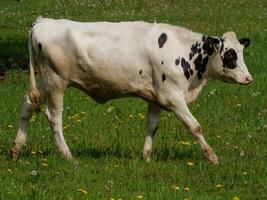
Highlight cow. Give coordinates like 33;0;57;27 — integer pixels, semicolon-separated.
11;17;252;164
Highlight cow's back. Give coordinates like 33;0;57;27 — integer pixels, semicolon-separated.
32;19;167;102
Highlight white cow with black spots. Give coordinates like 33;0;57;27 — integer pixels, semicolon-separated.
12;18;252;164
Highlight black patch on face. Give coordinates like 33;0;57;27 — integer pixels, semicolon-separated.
139;70;142;75
223;48;237;69
158;33;167;48
162;73;166;82
175;57;180;66
202;35;207;42
38;43;42;51
161;61;164;65
202;36;219;56
181;58;192;80
194;54;208;80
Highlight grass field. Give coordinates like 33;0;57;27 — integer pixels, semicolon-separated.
0;0;266;199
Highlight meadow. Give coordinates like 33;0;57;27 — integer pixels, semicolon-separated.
0;0;266;199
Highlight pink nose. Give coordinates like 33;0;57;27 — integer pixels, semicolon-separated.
244;75;253;84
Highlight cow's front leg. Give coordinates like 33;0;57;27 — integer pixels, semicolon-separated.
170;96;218;164
143;103;161;162
46;91;72;159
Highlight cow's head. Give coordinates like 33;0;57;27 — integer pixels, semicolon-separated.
209;31;252;85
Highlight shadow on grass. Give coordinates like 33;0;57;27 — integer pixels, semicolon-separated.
1;143;201;162
0;39;28;71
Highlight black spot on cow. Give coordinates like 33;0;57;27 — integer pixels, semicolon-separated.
219;37;225;53
202;35;207;42
38;43;42;51
139;70;142;75
175;57;180;66
158;33;167;48
194;54;209;80
161;61;164;65
162;73;166;82
181;58;192;80
223;48;237;69
202;36;220;56
189;42;201;60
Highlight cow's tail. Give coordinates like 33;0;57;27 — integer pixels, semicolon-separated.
28;29;41;112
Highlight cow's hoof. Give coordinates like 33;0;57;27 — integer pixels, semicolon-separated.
143;149;152;163
11;147;18;160
62;151;73;160
204;149;219;165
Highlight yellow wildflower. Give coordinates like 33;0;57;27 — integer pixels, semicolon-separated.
242;171;248;175
42;163;48;167
77;188;88;194
187;161;194;166
183;186;190;192
7;125;13;128
137;194;143;199
175;185;180;192
180;141;191;146
233;196;240;200
31;151;36;155
216;184;223;188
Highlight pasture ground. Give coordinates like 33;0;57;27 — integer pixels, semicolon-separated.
0;0;266;199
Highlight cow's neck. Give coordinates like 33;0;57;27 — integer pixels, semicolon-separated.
184;35;218;104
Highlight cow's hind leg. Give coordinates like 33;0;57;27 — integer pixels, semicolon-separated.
143;103;161;162
11;95;34;160
45;90;72;159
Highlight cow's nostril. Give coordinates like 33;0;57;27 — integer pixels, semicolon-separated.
245;75;253;83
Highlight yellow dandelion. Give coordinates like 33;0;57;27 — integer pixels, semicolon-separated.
137;194;143;199
77;188;88;194
110;198;115;200
242;171;248;175
193;141;197;145
128;114;133;118
7;125;13;128
31;151;36;155
180;141;191;146
233;196;240;200
175;185;180;192
187;161;194;166
216;135;221;138
42;158;47;162
38;150;43;154
7;168;12;173
216;184;223;188
42;163;48;167
30;118;35;122
183;186;190;192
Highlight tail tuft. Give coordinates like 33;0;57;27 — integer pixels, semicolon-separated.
29;87;41;112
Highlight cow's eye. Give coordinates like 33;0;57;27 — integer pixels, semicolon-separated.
223;48;237;69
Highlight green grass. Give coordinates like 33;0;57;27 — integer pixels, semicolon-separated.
0;0;266;199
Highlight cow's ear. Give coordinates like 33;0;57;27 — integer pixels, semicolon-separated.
239;38;250;49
